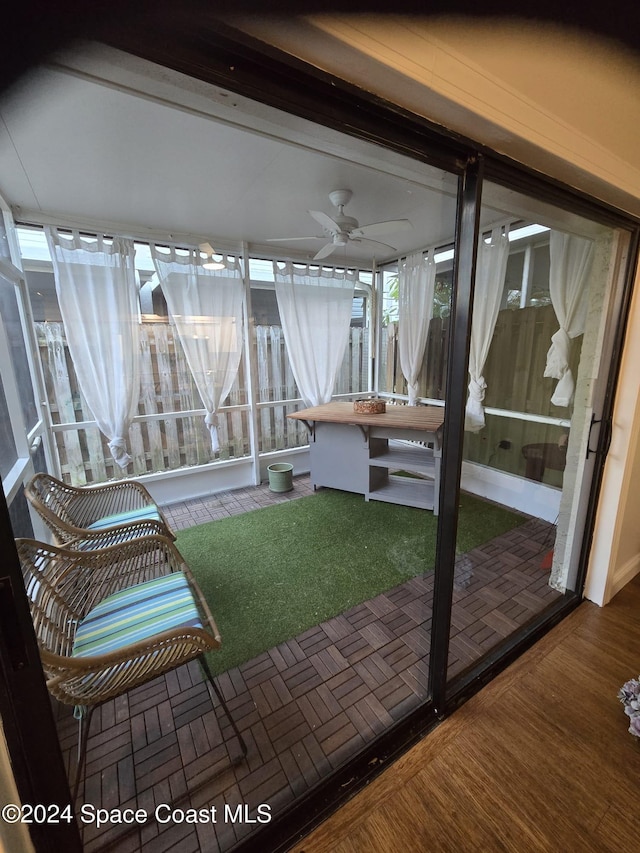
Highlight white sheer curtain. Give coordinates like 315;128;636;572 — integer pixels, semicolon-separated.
544;231;594;407
45;227;140;468
152;246;244;453
465;227;510;432
398;251;437;405
273;261;356;407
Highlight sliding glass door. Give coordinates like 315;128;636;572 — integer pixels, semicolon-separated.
446;180;632;688
0;51;467;852
0;35;637;853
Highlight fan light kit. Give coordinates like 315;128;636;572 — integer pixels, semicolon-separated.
267;188;412;261
199;242;226;270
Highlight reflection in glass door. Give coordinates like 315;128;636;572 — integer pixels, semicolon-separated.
447;182;629;682
0;57;467;850
0;196;48;538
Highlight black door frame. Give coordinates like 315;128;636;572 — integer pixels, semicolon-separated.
0;488;83;852
428;155;483;713
0;20;638;853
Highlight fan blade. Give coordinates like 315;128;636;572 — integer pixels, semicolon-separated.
313;242;339;261
352;237;398;252
309;210;341;234
265;236;324;242
199;241;215;255
351;219;412;239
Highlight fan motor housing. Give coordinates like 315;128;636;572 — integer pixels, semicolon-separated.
334;214;358;231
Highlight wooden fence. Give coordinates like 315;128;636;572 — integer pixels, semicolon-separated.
381;317;449;400
464;304;581;483
36;322;369;485
36;306;576;487
381;304;581;484
382;304;579;415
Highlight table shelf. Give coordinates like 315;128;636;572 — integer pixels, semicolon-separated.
367;475;436;510
367;440;439;512
369;441;436;478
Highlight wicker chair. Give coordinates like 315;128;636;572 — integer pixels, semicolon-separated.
25;472;175;548
16;534;246;803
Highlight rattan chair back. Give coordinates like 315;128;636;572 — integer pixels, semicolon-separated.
25;472;175;547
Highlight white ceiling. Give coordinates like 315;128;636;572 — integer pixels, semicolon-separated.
232;15;640;219
0;44;602;268
0;45;465;266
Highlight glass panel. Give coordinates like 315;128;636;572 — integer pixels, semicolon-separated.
0;373;18;478
448;183;622;682
466;414;568;487
379;257;452;401
8;487;34;538
0;213;10;260
0;273;38;432
10;56;458;853
25;269;62;322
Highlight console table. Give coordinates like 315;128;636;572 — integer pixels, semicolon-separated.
288;402;445;513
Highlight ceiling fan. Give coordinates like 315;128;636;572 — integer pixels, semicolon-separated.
267;189;413;261
198;241;226;269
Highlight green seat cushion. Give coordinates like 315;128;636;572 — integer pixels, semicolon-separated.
72;572;202;658
86;505;162;531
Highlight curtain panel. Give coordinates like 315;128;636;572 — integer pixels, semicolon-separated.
465;227;510;433
273;262;357;408
398;251;437;405
45;227;140;468
152;246;244;453
544;231;594;407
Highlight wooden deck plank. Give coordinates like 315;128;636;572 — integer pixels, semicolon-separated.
58;475;574;852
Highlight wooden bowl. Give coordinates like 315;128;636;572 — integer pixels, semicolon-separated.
353;399;386;414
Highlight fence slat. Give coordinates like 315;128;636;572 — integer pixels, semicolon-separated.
173;334;201;468
128;422;148;477
228;357;245;460
282;327;303;445
269;326;285;449
69;374;109;483
155;325;182;469
353;327;361;391
256;326;273;452
39;323;86;485
139;325;166;472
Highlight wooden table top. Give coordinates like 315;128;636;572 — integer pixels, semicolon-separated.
288;401;445;431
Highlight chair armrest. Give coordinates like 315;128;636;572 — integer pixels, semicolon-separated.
69;480;160;523
43;624;220;706
66;518;174;549
70;479;156;501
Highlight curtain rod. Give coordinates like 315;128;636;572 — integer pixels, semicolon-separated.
15;211;377;273
14;208;239;253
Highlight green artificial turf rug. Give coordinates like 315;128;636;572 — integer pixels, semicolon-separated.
176;489;524;675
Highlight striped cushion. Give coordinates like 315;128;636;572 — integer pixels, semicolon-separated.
73;573;202;658
87;505;162;531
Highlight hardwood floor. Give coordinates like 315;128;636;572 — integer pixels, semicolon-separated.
292;574;640;853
